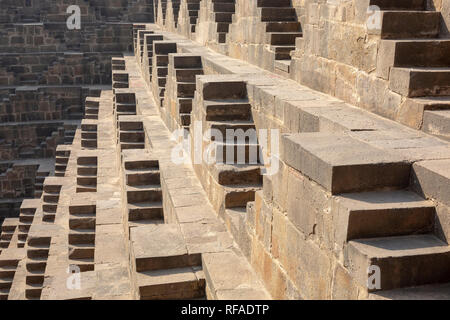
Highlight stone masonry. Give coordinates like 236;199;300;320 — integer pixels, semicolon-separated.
0;1;449;300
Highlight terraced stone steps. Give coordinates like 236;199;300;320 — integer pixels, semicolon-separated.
122;150;163;226
210;0;236;43
68;203;96;272
192;77;263;213
80;121;98;149
0;252;22;300
41;178;62;223
372;0;450;139
54;145;71;177
166;54;204;129
118;116;146;151
152;41;178;106
76;156;97;193
25;236;50;300
17;199;40;248
114;90;138;122
130;224;205;300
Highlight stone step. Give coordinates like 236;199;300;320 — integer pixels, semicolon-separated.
119;119;144;131
77;164;98;176
378;39;450;77
224;184;261;208
346;234;450;292
119;130;145;143
127;185;163;204
203;100;252;121
81;132;97;140
265;21;301;33
69;216;96;230
411;159;450;208
389;67;450;98
207;120;256;136
77;176;97;187
120;142;145;151
214;142;261;165
281;133;410;194
271;45;295;60
422;110;450;141
112;72;129;83
200;80;247;100
369;0;425;10
26;270;44;285
175;68;204;82
25;257;47;272
85;98;100;108
131;224;199;272
68;258;94;272
0;277;13;290
0;288;10;300
69;243;95;259
128;202;164;222
175;82;197;97
27;247;49;259
81;139;98;149
137;267;205;300
115;92;136;104
267;32;302;45
257;0;292;7
0;265;16;278
42;214;56;223
378;11;440;39
202;251;271;299
212;164;263;186
369;282;450;300
116;103;137;113
25;283;42;299
124;159;159;171
77;157;97;166
259;7;297;22
334;190;435;245
171;54;202;69
68;229;96;245
126;169;160;187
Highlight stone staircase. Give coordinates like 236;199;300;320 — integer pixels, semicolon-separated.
85;97;100;120
76;156;98;193
140;33;164;87
16;199;40;248
41;178;62;223
114;90;138;123
0;249;22;300
80;121;98;150
281;132;450;295
165;54;204;130
210;0;236;43
24;236;50;299
54;145;71;177
122;150;164;228
181;0;201;34
257;0;302;72
130;224;205;299
0;219;18;252
68;203;96;272
192;77;263;217
151;41;178;107
117;116;146;151
374;0;450;140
